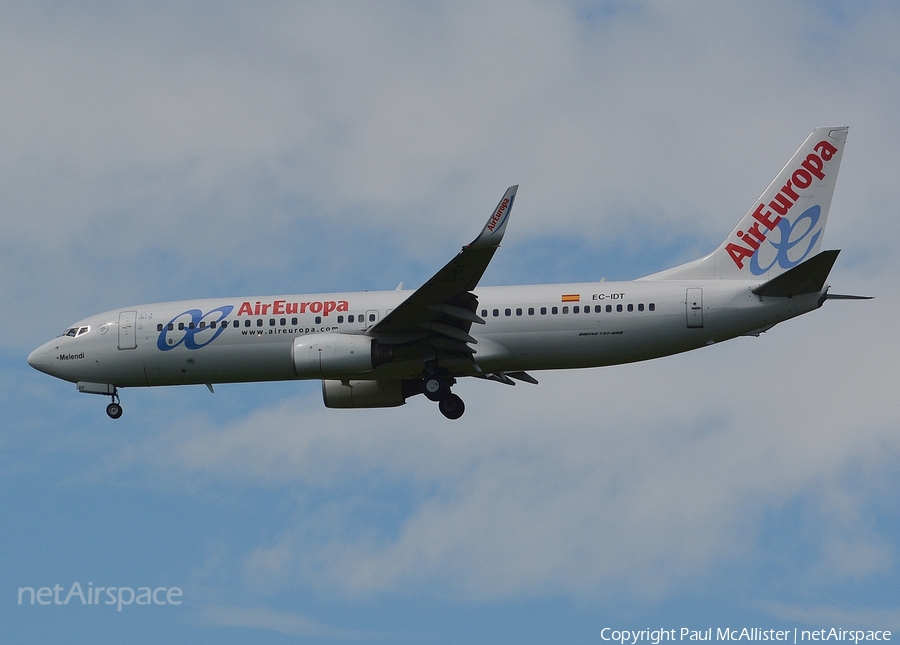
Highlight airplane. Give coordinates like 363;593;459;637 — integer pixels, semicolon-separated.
28;126;868;420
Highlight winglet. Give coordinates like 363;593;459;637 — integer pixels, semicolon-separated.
369;185;518;339
466;185;518;250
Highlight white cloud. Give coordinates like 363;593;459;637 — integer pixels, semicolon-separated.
4;2;898;253
195;603;375;640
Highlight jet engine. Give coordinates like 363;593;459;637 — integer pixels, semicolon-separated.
322;379;406;408
291;333;392;379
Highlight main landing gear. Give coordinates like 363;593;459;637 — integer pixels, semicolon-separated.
423;373;465;420
438;393;465;420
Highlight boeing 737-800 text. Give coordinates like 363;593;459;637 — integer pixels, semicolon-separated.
28;126;866;420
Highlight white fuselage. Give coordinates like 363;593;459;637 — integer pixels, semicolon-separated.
27;279;822;388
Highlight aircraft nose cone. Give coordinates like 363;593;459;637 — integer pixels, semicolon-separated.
27;345;52;375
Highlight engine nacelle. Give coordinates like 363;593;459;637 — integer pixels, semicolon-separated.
292;333;391;379
322;379;406;408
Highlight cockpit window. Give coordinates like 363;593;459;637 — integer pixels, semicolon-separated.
60;326;90;338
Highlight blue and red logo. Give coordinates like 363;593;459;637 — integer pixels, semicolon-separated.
749;205;821;275
157;305;233;351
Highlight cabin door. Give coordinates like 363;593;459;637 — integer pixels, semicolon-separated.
118;311;137;349
686;289;704;328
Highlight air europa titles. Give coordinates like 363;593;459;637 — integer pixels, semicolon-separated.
487;197;512;232
236;299;349;317
725;138;838;271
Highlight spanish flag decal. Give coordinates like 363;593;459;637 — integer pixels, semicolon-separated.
561;294;580;302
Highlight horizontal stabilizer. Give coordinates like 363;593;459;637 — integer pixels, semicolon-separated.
752;250;839;297
824;293;873;300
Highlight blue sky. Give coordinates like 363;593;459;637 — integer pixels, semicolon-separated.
3;2;900;643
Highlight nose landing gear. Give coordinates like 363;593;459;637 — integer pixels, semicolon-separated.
106;391;123;419
76;382;123;419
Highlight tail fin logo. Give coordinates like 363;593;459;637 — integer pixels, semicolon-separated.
725;139;838;272
749;205;821;275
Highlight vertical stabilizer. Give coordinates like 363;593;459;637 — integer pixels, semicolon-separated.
643;126;848;281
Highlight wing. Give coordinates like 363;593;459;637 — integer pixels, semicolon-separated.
367;185;518;354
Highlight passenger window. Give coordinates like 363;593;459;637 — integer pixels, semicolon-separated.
199;322;206;329
528;307;534;315
157;323;163;332
317;316;323;324
649;303;655;311
269;319;275;326
595;305;601;313
244;320;250;327
552;307;558;315
211;321;217;329
369;314;375;322
638;303;644;311
178;322;185;330
256;319;263;327
616;304;623;312
348;315;355;323
168;323;174;331
627;304;633;312
280;318;286;326
337;315;344;323
505;308;511;316
573;306;580;314
606;305;612;313
516;308;522;316
292;317;298;325
541;307;547;315
188;322;195;330
481;309;488;317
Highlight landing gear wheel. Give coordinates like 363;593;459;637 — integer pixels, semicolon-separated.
438;393;465;420
424;377;450;402
106;402;123;419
